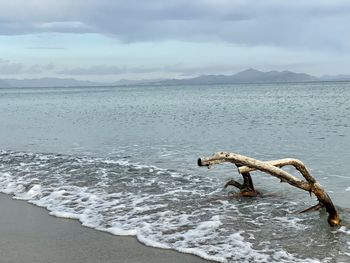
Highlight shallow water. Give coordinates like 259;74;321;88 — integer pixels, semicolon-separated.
0;83;349;262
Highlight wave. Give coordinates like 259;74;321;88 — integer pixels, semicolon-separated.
0;150;344;263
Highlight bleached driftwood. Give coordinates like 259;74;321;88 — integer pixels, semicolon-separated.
197;152;341;226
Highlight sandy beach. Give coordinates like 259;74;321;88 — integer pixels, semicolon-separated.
0;193;212;263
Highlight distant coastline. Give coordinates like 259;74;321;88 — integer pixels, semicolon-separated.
1;68;350;88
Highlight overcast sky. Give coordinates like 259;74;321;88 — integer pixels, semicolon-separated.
1;0;350;81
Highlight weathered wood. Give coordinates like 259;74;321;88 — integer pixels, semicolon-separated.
224;179;242;189
238;158;316;184
198;152;341;226
224;164;260;197
299;203;323;213
198;152;312;192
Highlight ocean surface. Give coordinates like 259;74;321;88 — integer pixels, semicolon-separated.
0;82;349;263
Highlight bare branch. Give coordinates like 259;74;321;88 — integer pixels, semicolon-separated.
239;158;316;183
198;152;311;192
198;152;341;226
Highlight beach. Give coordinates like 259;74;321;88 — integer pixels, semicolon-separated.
0;193;212;263
1;83;349;262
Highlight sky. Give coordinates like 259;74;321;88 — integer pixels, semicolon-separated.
0;0;350;82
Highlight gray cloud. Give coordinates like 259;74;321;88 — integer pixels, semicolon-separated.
0;57;241;77
57;65;160;75
0;62;23;74
57;63;245;76
0;59;55;75
0;0;350;50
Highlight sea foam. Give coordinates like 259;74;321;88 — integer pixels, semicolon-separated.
0;150;336;263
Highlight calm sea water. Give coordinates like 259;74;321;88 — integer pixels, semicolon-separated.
0;82;349;262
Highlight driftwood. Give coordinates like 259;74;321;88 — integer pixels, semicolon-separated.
197;152;341;226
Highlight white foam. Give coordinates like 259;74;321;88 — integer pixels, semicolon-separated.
14;184;42;200
197;216;222;229
346;186;350;191
49;211;81;220
176;247;227;263
338;226;350;235
0;151;331;263
107;226;138;236
2;182;17;194
137;234;172;250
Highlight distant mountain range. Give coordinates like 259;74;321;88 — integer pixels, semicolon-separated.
1;69;350;88
0;77;166;88
0;77;104;88
155;69;318;85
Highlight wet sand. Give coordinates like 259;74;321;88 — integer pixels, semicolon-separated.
0;194;213;263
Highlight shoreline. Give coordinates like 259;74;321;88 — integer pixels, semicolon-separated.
0;193;213;263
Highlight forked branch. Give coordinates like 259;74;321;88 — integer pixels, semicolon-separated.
197;152;341;226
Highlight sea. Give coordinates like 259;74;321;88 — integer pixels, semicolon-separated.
0;82;349;263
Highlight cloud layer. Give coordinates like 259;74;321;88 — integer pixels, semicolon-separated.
1;0;350;80
0;58;54;75
1;0;350;50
